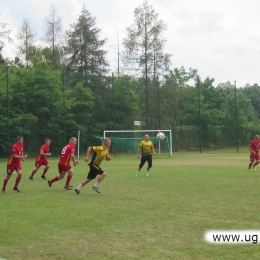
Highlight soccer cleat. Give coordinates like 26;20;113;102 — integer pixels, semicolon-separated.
29;176;33;180
64;185;72;190
41;175;46;180
2;189;6;193
13;187;21;192
47;180;52;187
74;188;80;195
253;167;257;171
136;171;139;177
145;172;149;177
92;186;100;193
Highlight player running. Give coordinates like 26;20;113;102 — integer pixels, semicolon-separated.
47;137;78;189
29;139;51;180
2;136;27;193
74;138;111;194
136;134;156;177
248;134;260;171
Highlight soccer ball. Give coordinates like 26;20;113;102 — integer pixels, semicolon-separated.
157;132;165;141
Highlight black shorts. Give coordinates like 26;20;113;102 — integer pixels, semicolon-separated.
139;155;152;168
87;164;104;180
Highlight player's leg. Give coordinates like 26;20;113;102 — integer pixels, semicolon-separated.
145;156;152;176
14;168;22;192
137;157;146;176
64;168;74;189
30;163;40;180
253;159;260;171
93;170;106;191
41;161;50;179
2;167;13;192
249;154;254;171
75;165;101;194
48;164;65;187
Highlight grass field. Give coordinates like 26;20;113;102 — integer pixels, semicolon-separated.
1;149;260;260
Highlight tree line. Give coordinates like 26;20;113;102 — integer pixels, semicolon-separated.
0;1;259;156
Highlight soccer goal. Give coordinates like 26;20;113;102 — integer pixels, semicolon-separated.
103;130;172;156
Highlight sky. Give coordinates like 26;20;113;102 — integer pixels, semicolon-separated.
1;0;260;87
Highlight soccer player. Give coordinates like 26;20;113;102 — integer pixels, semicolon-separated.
248;134;260;171
2;136;27;193
136;134;156;177
29;139;51;180
74;138;111;195
47;137;78;190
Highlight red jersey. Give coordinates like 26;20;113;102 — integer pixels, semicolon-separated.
58;144;75;166
7;143;24;165
36;144;50;162
249;140;260;153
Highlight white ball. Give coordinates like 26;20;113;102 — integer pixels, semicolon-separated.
157;132;165;141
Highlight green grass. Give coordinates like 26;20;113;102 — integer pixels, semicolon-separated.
0;150;260;260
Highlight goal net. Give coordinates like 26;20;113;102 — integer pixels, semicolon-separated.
101;130;172;156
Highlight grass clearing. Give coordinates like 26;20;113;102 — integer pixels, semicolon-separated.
0;150;260;260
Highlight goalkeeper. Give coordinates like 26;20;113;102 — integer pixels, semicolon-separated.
136;134;156;177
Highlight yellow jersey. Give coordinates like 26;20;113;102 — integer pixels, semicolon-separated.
90;146;110;166
138;140;154;156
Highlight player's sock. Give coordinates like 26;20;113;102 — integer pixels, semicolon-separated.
76;184;83;191
249;163;253;169
31;169;37;177
42;168;48;176
50;176;60;183
94;181;99;187
136;171;139;176
3;177;9;190
14;176;22;187
253;162;259;167
65;175;72;187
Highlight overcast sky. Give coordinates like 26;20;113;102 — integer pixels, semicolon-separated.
1;0;260;87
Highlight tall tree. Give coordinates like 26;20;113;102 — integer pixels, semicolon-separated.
123;0;171;126
65;5;108;87
44;5;62;70
0;14;12;61
16;19;36;67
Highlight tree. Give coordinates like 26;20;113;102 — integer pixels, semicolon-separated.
16;19;36;67
44;5;62;70
0;14;12;61
123;0;171;126
65;5;108;87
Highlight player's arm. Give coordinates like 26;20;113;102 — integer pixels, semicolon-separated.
137;146;141;158
248;144;255;154
85;146;93;162
106;151;111;161
71;153;79;166
152;146;156;155
40;149;51;156
13;152;27;160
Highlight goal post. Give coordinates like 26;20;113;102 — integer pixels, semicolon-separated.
103;130;172;156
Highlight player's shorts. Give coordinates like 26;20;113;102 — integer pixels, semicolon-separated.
7;164;22;174
139;155;152;168
250;153;260;161
35;158;49;167
58;163;71;174
87;164;104;180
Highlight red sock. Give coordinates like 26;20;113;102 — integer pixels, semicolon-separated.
15;176;22;187
42;168;48;176
31;169;37;177
66;175;72;186
3;177;9;190
50;176;60;183
249;163;253;169
253;162;259;167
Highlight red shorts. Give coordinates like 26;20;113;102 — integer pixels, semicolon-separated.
250;153;260;161
7;164;22;174
58;163;71;174
35;158;49;167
